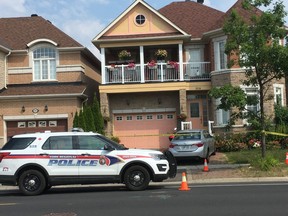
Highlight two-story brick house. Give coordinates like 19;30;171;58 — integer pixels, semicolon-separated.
0;15;101;146
92;0;286;150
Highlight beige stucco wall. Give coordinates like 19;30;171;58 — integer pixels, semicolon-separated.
105;4;177;37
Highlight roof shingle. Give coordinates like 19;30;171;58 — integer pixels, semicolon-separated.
0;83;87;97
159;1;225;38
0;15;83;50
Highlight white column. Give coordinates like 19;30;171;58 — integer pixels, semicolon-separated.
101;47;106;84
140;46;145;83
178;44;184;81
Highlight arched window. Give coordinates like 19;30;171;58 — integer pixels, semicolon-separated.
33;47;56;80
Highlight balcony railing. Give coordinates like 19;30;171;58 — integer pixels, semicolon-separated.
104;62;210;84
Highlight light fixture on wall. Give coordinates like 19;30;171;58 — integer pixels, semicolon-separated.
21;106;25;113
126;99;130;106
44;105;48;112
157;98;162;105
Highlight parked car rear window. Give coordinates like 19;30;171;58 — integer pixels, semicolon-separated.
2;137;36;150
173;132;201;140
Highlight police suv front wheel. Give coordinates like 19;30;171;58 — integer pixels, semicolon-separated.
18;170;46;196
124;166;150;191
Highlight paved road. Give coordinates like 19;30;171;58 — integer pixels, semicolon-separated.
1;182;288;216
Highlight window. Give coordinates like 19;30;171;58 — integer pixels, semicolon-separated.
215;98;230;126
33;47;56;81
157;114;163;120
2;137;36;150
146;115;153;120
167;114;174;119
42;136;73;150
245;87;259;113
126;115;132;121
213;37;227;70
136;115;143;120
273;84;284;106
116;116;123;121
135;14;145;25
241;86;260;125
78;135;107;150
190;103;200;118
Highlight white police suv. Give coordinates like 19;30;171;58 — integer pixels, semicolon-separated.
0;131;177;195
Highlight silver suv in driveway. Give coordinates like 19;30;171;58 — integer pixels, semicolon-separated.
168;129;215;161
0;131;177;195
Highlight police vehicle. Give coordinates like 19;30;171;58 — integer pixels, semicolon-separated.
0;131;177;195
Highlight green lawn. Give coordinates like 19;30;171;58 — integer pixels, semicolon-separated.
225;149;288;174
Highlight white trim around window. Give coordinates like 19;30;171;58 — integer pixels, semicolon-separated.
213;36;228;71
215;98;230;126
273;84;284;106
29;43;59;81
240;85;260;125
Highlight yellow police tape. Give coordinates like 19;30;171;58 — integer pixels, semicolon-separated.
109;130;288;138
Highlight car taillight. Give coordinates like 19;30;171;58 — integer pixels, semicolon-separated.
0;152;10;162
195;143;204;147
169;144;176;148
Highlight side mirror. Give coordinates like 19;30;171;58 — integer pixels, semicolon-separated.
104;144;114;151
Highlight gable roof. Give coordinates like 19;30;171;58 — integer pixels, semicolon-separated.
209;0;263;31
0;15;83;50
159;1;225;39
92;0;190;45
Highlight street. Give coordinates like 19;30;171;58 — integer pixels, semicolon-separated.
0;182;288;216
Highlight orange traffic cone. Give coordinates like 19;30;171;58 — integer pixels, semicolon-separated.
203;159;209;172
178;172;190;191
286;153;288;165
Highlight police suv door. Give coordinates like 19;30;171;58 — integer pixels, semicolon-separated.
40;135;79;177
77;135;120;178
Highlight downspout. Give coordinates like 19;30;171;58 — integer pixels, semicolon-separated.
4;51;11;89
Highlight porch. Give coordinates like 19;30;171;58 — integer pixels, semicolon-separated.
103;61;211;84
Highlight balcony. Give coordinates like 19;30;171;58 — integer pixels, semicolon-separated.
103;62;211;84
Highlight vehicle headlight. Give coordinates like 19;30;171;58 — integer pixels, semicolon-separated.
150;153;166;160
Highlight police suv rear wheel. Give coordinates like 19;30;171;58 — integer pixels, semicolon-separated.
18;170;46;196
124;166;150;191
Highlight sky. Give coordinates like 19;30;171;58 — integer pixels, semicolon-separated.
0;0;287;58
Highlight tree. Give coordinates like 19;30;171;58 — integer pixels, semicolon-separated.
210;0;288;157
92;94;104;134
72;94;104;134
78;109;87;131
85;105;96;132
73;111;79;128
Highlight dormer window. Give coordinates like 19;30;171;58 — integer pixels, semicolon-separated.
33;47;57;81
135;14;146;25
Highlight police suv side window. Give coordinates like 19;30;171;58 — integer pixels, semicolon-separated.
42;136;73;150
78;136;106;150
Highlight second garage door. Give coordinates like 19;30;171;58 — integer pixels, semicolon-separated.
113;112;177;150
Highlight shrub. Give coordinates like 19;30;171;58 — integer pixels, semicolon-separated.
110;136;120;143
214;133;247;152
251;155;280;171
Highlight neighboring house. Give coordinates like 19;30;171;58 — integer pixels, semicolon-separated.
92;0;286;150
0;15;101;146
